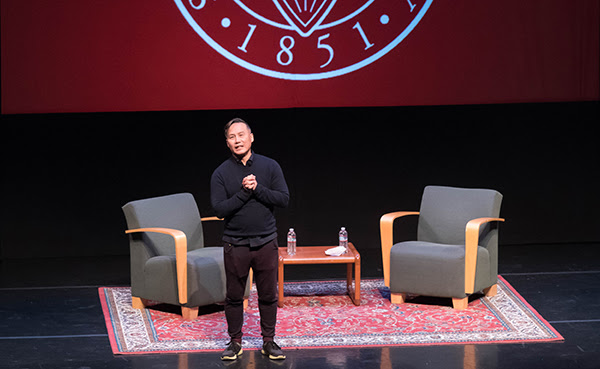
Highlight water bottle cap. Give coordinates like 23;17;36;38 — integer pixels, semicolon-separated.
341;227;346;230
289;228;294;231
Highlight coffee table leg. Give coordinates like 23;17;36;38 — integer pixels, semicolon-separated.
346;257;361;306
346;263;353;299
278;255;284;308
354;257;361;306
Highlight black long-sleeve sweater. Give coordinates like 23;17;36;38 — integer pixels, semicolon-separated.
210;153;289;246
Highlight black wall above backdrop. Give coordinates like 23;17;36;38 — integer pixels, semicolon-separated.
2;102;599;259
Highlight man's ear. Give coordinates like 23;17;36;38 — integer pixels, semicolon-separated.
250;133;255;143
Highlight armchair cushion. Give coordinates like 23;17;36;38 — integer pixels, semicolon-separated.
417;186;502;246
123;193;206;255
143;247;226;307
390;241;492;298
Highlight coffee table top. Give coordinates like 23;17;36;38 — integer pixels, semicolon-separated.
279;242;359;265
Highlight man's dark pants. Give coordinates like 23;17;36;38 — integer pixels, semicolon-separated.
223;239;279;342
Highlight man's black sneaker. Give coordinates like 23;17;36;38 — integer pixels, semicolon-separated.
220;341;243;361
261;341;286;360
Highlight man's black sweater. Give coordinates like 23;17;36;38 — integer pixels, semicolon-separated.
210;153;289;246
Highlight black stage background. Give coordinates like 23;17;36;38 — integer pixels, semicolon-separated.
2;101;598;260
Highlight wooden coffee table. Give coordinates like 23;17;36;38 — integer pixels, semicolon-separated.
277;242;361;307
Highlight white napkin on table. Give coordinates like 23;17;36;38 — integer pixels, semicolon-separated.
325;246;346;256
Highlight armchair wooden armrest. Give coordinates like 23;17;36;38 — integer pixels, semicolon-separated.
200;216;222;222
380;211;420;287
464;217;505;294
125;227;189;304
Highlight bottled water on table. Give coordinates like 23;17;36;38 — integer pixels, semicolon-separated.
287;228;296;256
338;227;348;253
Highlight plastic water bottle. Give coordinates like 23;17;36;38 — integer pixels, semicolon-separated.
338;227;348;253
287;228;296;256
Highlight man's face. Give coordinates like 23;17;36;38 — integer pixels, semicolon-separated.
226;122;254;158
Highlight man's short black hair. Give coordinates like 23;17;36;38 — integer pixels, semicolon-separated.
224;118;251;138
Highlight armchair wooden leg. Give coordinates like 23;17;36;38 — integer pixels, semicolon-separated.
452;297;469;310
243;297;249;310
181;306;199;320
483;284;498;297
131;296;149;310
390;292;407;304
178;353;189;369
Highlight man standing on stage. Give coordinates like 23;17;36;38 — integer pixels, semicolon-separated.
211;118;289;361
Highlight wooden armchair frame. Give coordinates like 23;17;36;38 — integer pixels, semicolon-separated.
380;211;504;309
126;216;253;320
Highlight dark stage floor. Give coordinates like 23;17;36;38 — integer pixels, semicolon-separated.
1;243;599;369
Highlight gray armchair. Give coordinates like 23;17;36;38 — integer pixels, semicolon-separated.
380;186;504;310
122;193;250;320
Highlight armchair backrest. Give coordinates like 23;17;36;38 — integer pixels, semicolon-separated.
122;193;205;256
417;185;503;247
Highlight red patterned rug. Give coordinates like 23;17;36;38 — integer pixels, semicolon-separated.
99;276;562;354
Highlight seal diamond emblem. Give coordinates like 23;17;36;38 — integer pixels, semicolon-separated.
273;0;337;37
